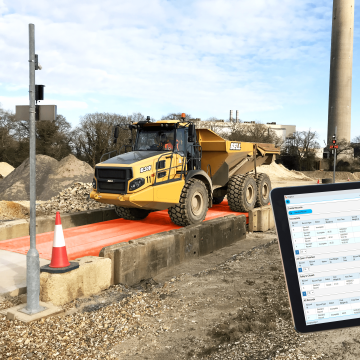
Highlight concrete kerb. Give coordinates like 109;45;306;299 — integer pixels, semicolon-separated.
248;205;274;232
99;214;247;287
0;208;118;241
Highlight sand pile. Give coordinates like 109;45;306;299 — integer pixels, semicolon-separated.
0;162;14;178
0;154;94;201
254;162;313;181
36;182;112;215
0;201;30;221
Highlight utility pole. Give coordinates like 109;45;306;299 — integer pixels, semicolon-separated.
20;24;45;315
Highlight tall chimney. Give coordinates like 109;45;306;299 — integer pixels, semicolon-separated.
327;0;354;143
229;110;233;122
236;110;239;123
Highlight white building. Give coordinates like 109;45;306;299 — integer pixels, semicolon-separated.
193;119;296;143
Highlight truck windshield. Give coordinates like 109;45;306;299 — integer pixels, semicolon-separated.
135;129;176;151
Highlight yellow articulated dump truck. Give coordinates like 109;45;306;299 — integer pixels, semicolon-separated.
90;115;280;226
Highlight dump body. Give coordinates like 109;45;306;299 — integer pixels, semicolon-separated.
197;128;279;188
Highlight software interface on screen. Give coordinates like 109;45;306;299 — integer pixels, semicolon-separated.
285;189;360;325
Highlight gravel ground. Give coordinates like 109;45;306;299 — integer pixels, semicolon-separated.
2;231;360;359
0;232;322;360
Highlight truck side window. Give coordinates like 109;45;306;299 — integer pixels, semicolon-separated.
176;129;185;153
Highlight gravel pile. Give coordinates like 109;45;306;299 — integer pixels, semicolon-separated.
36;182;113;215
0;154;94;201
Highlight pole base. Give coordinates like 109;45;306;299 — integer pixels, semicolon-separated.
40;262;79;274
18;304;46;315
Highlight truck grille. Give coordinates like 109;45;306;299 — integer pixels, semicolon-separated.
98;168;127;179
95;167;132;194
97;181;126;192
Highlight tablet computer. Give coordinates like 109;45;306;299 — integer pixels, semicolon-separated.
270;181;360;333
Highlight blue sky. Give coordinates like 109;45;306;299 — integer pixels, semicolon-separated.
0;0;359;146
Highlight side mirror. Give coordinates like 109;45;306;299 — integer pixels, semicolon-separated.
188;124;196;141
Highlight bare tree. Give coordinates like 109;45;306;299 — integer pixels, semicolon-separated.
161;112;192;121
228;123;282;146
0;104;18;165
72;112;135;167
281;129;320;170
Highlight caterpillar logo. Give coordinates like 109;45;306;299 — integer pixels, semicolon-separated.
140;165;152;173
230;142;241;150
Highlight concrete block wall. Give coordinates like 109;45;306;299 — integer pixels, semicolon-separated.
0;208;118;241
99;215;247;286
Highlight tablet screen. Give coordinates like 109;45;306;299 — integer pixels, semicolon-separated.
286;188;360;326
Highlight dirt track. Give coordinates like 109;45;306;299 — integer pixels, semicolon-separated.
112;231;360;360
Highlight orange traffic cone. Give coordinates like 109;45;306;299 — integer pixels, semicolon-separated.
317;179;320;184
348;177;350;182
40;212;79;274
49;212;70;268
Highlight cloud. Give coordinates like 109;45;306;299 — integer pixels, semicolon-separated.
0;0;354;140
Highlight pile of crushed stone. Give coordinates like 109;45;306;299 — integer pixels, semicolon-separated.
254;162;313;181
0;154;94;201
36;182;113;215
0;162;14;179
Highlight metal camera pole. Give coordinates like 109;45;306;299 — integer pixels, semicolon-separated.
333;126;337;184
20;24;45;315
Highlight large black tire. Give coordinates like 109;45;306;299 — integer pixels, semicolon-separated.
227;174;257;212
168;178;209;226
114;206;150;220
213;195;225;205
255;173;271;207
322;178;332;184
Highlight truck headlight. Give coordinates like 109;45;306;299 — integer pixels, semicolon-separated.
129;178;145;191
92;178;96;189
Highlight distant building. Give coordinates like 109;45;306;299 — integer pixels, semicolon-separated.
192;119;296;143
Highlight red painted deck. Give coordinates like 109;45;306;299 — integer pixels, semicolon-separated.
0;201;248;260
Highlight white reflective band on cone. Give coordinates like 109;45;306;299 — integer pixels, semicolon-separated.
53;224;66;248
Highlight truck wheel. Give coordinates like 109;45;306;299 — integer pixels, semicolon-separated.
227;174;257;212
114;206;150;220
255;173;271;207
168;179;209;226
213;196;225;204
